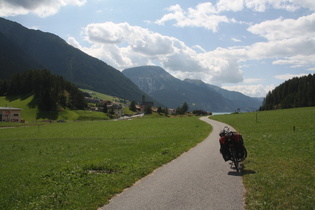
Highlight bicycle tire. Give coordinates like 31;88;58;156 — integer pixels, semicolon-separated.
229;147;240;172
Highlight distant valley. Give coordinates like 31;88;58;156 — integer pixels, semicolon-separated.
123;66;262;112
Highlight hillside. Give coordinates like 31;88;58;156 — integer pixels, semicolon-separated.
123;66;261;112
260;73;315;110
186;79;262;112
0;17;151;104
0;32;43;79
0;70;87;112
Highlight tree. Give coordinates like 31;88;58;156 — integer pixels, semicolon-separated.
164;107;169;116
144;105;152;114
182;102;189;113
129;100;137;112
193;110;208;116
176;102;189;115
103;104;108;113
0;69;88;111
157;106;162;114
259;73;315;110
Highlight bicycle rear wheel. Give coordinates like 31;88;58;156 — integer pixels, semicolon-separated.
230;147;240;173
233;158;240;173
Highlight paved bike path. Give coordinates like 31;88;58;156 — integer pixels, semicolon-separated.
100;117;244;210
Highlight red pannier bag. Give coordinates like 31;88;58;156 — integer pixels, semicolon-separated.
219;130;246;161
228;132;243;144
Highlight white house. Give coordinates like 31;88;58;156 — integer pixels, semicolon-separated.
0;107;22;122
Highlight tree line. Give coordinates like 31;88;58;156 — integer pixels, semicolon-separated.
0;69;87;111
260;74;315;110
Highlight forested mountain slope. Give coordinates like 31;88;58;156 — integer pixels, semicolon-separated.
0;17;150;103
260;74;315;110
0;70;87;111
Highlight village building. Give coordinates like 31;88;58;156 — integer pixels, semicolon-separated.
107;103;124;118
100;100;112;106
84;97;101;104
0;107;22;122
140;95;154;113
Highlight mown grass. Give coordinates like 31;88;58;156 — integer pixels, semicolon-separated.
0;116;211;209
211;107;315;209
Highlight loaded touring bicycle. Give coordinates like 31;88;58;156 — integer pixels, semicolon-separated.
219;126;247;173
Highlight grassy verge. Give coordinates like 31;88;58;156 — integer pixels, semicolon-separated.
0;116;210;209
211;107;315;209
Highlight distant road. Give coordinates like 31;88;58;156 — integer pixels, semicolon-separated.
100;117;244;210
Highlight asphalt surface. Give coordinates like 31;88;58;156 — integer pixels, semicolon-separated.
100;117;244;210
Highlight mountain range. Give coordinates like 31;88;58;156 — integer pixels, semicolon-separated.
123;66;262;112
0;17;262;112
0;17;152;104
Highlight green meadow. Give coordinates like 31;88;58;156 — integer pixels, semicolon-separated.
211;107;315;209
80;88;126;103
0;96;110;122
0;116;210;209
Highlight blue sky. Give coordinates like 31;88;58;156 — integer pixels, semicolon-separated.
1;0;315;97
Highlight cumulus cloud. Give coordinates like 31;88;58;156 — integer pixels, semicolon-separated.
222;84;275;97
248;13;315;41
155;3;229;32
153;0;315;32
0;0;86;17
217;0;244;12
68;21;244;85
83;22;176;57
245;0;299;12
246;13;315;69
274;73;309;80
65;2;314;97
69;12;315;88
273;54;315;69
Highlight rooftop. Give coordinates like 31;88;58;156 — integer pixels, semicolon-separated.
0;107;22;111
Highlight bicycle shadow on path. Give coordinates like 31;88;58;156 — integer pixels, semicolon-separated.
228;164;256;176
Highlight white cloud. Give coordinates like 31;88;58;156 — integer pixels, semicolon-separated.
243;78;262;83
292;0;315;10
245;0;300;12
0;0;86;17
232;38;242;42
192;45;207;53
68;21;245;85
83;22;176;57
217;0;244;12
274;73;309;80
153;0;315;33
67;37;81;48
245;13;315;69
222;84;275;97
243;0;315;12
246;35;315;61
66;5;315;97
273;54;315;68
155;3;229;32
247;13;315;41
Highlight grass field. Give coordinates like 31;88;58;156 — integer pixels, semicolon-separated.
0;116;211;209
211;107;315;209
80;88;127;104
0;96;109;122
